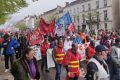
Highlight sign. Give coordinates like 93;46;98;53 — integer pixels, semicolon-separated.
55;25;65;36
30;46;41;61
47;49;55;68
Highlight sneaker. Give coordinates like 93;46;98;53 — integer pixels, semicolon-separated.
5;69;9;72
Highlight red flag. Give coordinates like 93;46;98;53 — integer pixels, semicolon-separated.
27;18;55;45
27;27;44;46
68;23;75;32
39;18;55;36
48;19;55;37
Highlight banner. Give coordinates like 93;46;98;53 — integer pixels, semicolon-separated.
27;27;44;46
39;18;55;37
47;49;55;68
56;12;72;28
30;46;42;61
78;42;90;61
55;24;65;36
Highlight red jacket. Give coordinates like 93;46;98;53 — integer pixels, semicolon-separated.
40;42;50;56
54;46;65;64
86;46;95;59
63;49;81;78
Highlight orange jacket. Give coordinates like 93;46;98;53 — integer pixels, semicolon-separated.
54;46;65;64
63;49;81;78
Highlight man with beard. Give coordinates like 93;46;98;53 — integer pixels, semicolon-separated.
85;45;109;80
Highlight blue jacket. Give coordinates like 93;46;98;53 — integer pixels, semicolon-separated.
3;37;18;55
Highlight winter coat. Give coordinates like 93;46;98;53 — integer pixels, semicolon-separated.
11;57;40;80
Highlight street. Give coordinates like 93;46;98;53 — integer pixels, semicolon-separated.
0;56;85;80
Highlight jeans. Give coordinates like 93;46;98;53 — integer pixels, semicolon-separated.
55;63;62;80
112;68;120;80
41;56;48;71
4;54;14;69
69;77;78;80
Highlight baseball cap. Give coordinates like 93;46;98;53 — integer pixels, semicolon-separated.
115;38;120;43
95;45;108;52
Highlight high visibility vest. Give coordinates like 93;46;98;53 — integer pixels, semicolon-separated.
67;50;81;76
89;58;110;80
55;46;65;64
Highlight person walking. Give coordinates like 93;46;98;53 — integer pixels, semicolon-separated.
11;47;40;80
85;45;109;80
52;38;65;80
2;34;18;72
63;43;81;80
110;38;120;80
40;36;50;72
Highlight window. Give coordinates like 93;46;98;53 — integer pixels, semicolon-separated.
74;16;76;23
104;23;107;29
74;8;76;14
97;23;99;29
82;14;85;23
104;10;108;21
69;10;72;14
96;12;100;21
96;1;99;9
77;7;79;13
104;0;107;7
96;12;100;29
77;15;79;23
88;13;91;20
88;3;91;11
82;5;85;11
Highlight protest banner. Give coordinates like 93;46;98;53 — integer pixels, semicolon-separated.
30;46;42;61
47;49;55;68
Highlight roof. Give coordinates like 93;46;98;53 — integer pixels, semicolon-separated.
43;8;57;15
64;0;91;8
43;0;91;15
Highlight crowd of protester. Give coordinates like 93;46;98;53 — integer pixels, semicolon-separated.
0;29;120;80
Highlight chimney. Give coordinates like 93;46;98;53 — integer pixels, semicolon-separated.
65;2;69;6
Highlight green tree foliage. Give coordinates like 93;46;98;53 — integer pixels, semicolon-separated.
0;0;27;24
15;21;26;30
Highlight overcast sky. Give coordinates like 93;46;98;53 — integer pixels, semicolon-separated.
0;0;75;28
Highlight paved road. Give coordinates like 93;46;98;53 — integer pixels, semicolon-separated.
0;56;86;80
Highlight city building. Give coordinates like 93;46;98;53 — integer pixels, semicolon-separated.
63;0;112;31
112;0;120;31
41;0;119;31
42;5;63;22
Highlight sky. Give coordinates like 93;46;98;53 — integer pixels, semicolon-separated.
0;0;75;28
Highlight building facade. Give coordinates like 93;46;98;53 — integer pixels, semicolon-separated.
112;0;120;31
42;6;63;22
42;0;115;30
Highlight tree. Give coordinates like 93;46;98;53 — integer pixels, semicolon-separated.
15;21;26;30
0;0;27;24
0;0;39;24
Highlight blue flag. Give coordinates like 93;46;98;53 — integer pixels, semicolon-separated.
56;12;72;28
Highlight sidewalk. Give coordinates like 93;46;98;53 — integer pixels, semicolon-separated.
0;56;14;80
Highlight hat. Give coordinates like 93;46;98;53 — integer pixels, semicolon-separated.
95;45;108;52
4;34;10;40
115;38;120;43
